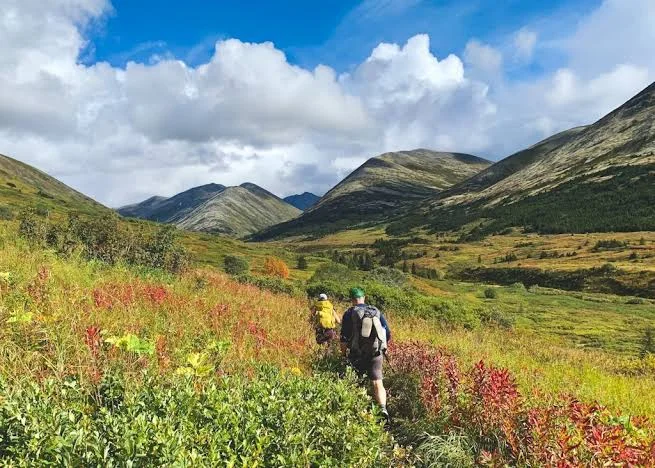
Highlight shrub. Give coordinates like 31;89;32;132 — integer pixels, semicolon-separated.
479;307;515;329
0;206;13;220
484;288;498;299
223;255;249;275
296;255;308;270
18;212;189;274
0;369;390;466
367;267;408;287
263;256;290;279
387;342;655;466
235;274;299;296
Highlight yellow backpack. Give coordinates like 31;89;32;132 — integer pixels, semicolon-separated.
314;300;336;329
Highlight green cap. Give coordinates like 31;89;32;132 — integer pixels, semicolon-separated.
349;287;365;299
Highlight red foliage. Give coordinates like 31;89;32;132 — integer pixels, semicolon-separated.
27;265;50;303
83;325;103;384
389;341;655;467
143;284;169;305
92;283;135;309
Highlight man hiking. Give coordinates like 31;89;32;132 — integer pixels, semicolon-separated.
310;293;340;345
340;287;391;421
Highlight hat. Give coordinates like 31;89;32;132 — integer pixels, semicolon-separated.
318;293;328;301
349;287;365;299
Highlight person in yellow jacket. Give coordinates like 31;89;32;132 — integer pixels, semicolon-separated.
310;293;341;345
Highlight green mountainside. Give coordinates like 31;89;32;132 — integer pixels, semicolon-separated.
117;184;226;222
255;150;491;239
0;153;107;217
389;81;655;236
177;183;301;237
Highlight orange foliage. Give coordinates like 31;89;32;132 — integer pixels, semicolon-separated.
263;256;290;279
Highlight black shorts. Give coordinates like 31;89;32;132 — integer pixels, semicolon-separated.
315;328;337;345
350;354;383;381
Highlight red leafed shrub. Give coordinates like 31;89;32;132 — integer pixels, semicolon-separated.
143;284;169;305
92;283;135;309
388;341;655;467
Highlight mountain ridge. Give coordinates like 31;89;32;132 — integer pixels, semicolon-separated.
253;149;491;239
283;192;320;211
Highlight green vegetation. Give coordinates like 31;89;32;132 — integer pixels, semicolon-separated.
0;369;388;466
223;255;249;275
18;211;188;273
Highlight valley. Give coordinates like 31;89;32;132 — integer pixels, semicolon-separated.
0;80;654;465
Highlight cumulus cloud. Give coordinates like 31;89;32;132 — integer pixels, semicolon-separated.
0;0;653;207
513;28;537;61
464;40;503;75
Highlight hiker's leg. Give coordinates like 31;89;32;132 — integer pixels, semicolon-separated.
371;379;386;407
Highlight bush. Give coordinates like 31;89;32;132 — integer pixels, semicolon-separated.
18;212;189;274
0;369;390;466
223;255;249;275
367;267;408;287
484;288;498;299
296;255;308;270
0;206;13;221
479;307;515;329
236;274;299;296
263;256;290;279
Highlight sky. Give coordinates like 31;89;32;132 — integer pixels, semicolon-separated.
1;0;654;207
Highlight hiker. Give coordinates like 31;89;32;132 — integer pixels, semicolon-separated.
310;293;341;345
340;287;391;421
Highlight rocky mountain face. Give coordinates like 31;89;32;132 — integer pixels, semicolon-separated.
177;183;301;237
394;81;655;235
254;150;491;239
117;183;226;223
0;153;106;215
119;182;301;238
283;192;320;211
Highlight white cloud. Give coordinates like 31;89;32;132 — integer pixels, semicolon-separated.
513;28;537;61
0;0;653;207
464;40;503;75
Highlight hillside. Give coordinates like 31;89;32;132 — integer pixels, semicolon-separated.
284;192;320;211
177;183;301;237
117;183;226;222
389;81;655;236
0;153;106;217
255;150;491;239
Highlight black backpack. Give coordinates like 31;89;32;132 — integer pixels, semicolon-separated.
349;305;387;357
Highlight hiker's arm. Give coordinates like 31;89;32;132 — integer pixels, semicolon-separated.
380;314;391;343
333;308;341;325
340;309;352;355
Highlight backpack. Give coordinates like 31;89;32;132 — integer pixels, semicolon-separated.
314;300;336;329
349;305;387;357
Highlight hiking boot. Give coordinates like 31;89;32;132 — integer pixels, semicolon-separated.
380;407;390;425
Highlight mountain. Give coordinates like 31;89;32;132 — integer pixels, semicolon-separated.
254;149;491;239
117;183;226;223
396;81;655;235
0;153;106;216
284;192;321;211
177;183;301;237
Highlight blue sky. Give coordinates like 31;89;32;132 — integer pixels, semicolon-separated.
1;0;653;205
93;0;597;73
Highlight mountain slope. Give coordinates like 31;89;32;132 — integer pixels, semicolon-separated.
401;81;655;235
284;192;320;211
177;183;301;237
255;150;491;239
118;183;226;223
0;153;106;216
